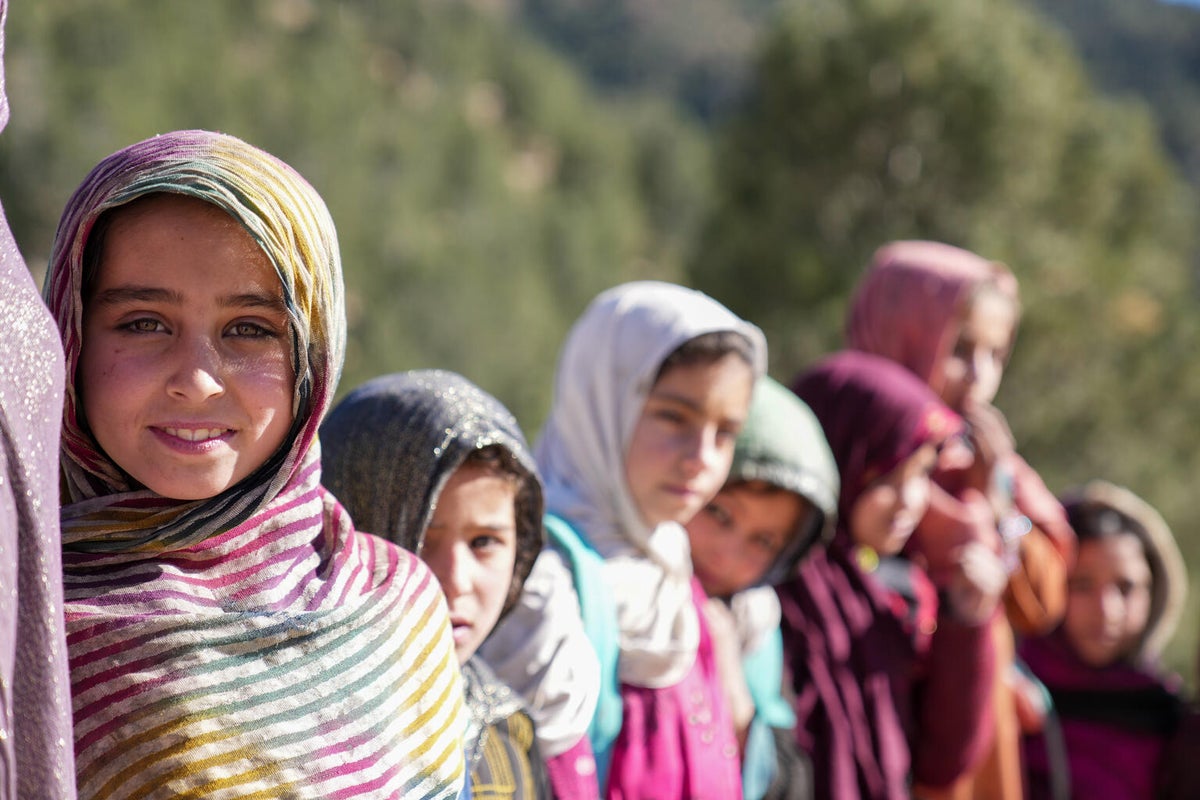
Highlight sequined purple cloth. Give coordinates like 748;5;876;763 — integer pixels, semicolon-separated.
0;1;78;796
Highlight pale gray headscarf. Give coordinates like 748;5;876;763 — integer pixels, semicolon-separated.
535;281;767;688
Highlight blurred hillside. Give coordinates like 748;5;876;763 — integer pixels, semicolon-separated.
5;0;1200;670
516;0;1200;674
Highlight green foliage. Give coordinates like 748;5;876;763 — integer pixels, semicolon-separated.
0;0;709;430
690;0;1200;667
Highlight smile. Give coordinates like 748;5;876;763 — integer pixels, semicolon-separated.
161;427;231;442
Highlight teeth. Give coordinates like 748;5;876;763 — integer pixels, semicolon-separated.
164;427;226;442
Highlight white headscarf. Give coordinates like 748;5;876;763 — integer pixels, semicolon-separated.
536;281;766;688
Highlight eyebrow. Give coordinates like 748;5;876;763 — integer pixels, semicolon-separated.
647;389;704;413
647;389;746;425
92;285;287;313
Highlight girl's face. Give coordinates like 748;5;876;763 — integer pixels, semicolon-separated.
932;288;1016;412
420;463;518;665
624;353;755;528
79;194;295;501
1063;533;1152;668
686;481;809;598
849;443;937;556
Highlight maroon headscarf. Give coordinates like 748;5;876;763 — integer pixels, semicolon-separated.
778;352;993;799
793;350;961;541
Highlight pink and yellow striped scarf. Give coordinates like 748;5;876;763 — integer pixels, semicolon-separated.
44;130;465;799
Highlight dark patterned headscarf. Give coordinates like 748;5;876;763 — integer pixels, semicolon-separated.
321;369;544;618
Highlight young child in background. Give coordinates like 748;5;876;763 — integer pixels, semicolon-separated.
1021;481;1186;800
846;240;1075;800
320;370;554;800
684;376;840;800
508;280;766;798
780;350;999;799
44;130;465;799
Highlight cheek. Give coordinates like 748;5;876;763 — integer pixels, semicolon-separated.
480;559;515;613
1124;590;1152;634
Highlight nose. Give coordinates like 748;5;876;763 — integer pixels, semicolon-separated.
680;426;723;479
166;336;225;403
1098;585;1124;626
431;542;474;600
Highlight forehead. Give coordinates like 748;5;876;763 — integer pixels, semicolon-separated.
962;287;1017;341
1076;533;1150;575
650;352;755;403
92;194;278;289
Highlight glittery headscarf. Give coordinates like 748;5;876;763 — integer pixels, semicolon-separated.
321;369;545;620
42;131;465;799
536;280;767;688
44;128;346;551
0;1;78;795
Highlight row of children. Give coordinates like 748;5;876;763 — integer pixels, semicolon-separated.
0;38;1193;800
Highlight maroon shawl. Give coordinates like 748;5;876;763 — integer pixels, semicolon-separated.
777;351;993;799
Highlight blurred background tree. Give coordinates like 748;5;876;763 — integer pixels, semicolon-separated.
5;0;1200;671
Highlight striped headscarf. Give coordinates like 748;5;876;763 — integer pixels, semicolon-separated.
44;130;465;799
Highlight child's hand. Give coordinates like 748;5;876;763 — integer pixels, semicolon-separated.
944;542;1007;625
701;598;755;746
964;403;1015;473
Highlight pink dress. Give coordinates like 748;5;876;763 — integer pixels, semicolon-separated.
606;579;743;800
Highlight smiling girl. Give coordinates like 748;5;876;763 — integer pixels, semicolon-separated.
44;130;465;799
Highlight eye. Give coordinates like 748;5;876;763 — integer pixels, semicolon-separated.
716;423;741;444
122;317;165;334
228;321;275;338
470;532;514;555
750;533;779;554
652;407;687;426
703;502;732;528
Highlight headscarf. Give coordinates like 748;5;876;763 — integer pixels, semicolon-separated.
720;375;841;663
320;369;544;618
535;280;766;688
1058;480;1187;663
0;2;78;795
726;375;839;587
794;351;961;542
779;351;966;799
846;240;1019;393
44;130;464;799
846;239;1074;571
321;369;548;777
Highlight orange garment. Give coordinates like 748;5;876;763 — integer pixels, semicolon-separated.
916;526;1067;800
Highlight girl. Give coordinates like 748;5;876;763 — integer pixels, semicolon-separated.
320;369;553;800
1021;481;1186;800
684;375;840;800
846;240;1075;800
504;280;766;798
43;130;465;799
779;350;997;799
